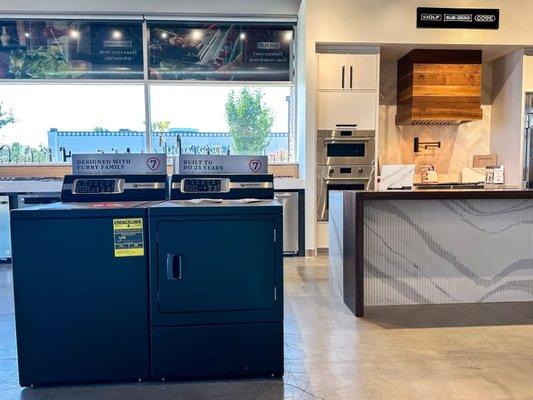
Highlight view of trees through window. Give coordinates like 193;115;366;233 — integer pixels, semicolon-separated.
0;84;146;163
0;84;294;163
149;85;294;162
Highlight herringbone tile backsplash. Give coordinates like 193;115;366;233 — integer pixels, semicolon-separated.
378;61;492;182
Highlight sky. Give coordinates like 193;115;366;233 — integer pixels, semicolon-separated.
0;84;291;147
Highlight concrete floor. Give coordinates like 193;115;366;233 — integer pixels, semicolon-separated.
2;256;533;399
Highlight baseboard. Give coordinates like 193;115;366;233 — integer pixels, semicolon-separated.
317;247;329;255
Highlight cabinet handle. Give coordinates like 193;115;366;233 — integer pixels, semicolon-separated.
350;66;353;89
166;253;183;280
341;65;345;89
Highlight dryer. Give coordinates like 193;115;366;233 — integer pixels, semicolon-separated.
149;174;283;380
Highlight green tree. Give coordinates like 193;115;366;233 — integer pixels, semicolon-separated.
5;142;49;163
93;126;108;132
0;102;15;130
152;120;171;132
225;88;273;155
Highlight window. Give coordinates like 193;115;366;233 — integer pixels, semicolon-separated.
0;84;146;163
0;18;296;164
0;19;144;79
149;84;295;162
148;22;293;81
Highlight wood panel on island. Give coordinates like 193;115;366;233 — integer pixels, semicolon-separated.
396;49;483;125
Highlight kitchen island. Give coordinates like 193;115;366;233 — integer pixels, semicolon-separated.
329;190;533;317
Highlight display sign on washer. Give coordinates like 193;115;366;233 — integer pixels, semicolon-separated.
72;154;167;175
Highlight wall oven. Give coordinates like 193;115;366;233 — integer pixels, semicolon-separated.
316;127;375;221
317;129;375;166
317;165;374;221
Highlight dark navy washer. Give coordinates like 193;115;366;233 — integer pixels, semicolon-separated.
11;174;167;386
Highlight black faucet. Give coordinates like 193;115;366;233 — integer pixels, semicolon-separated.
414;137;441;153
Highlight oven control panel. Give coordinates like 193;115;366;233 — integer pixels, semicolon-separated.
72;178;123;194
181;178;230;193
327;166;373;177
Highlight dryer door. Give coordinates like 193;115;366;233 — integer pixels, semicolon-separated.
157;219;277;313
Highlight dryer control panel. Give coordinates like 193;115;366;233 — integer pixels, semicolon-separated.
171;174;274;200
181;178;230;194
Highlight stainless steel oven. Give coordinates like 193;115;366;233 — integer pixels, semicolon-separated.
317;129;375;166
317;165;374;221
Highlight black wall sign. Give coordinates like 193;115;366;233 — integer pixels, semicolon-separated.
417;7;499;29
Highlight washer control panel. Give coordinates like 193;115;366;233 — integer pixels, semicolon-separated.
72;178;123;194
181;178;230;193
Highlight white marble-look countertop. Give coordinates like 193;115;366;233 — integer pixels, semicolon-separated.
0;179;63;194
273;178;305;190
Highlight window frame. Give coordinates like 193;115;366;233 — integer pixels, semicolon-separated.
0;18;297;164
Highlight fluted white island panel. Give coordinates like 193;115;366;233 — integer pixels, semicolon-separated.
330;190;533;316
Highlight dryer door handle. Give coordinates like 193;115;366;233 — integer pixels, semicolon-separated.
166;253;183;280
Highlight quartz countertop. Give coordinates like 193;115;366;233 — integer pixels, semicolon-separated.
0;178;63;194
273;178;305;190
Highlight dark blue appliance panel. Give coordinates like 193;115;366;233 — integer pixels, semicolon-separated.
151;322;283;379
11;216;150;386
157;219;276;313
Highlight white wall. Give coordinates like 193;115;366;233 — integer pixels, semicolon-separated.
295;0;316;252
299;0;533;250
306;0;533;47
0;0;300;17
522;56;533;92
489;51;524;186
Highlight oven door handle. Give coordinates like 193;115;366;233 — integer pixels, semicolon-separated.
323;137;372;143
325;178;373;190
324;178;370;183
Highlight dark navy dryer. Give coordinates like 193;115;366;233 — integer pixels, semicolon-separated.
148;174;283;380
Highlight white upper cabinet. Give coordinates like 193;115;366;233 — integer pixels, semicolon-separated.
317;54;349;90
317;53;378;91
317;91;376;130
346;54;378;90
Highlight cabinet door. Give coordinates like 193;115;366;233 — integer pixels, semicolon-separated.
347;54;378;90
317;53;348;90
157;219;277;314
317;91;376;130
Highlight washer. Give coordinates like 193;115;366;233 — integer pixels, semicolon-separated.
11;174;167;386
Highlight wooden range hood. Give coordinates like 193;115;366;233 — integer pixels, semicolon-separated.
396;49;483;125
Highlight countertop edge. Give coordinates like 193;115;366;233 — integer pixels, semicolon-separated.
344;190;533;200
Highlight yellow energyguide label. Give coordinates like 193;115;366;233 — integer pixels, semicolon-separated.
113;218;145;257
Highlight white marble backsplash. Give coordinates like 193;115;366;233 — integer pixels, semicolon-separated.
365;199;533;306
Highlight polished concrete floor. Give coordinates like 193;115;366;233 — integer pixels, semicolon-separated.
2;256;533;399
